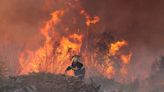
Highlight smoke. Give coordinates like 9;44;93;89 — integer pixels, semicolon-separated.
79;0;164;91
0;0;82;75
80;0;164;77
0;0;164;91
0;0;48;75
80;0;164;49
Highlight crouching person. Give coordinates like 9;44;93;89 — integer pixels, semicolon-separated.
65;55;85;80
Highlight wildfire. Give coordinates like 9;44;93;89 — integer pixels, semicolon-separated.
18;9;83;75
18;1;132;83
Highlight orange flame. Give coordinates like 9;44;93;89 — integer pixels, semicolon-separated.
18;10;83;75
80;10;100;27
109;40;128;56
121;53;132;64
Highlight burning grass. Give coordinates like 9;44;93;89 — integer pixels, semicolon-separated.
17;1;133;84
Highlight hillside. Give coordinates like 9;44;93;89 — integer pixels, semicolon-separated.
0;73;100;92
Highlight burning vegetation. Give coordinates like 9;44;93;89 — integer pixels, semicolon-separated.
16;0;133;83
0;0;164;92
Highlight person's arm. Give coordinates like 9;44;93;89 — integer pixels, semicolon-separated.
64;66;73;75
66;66;73;71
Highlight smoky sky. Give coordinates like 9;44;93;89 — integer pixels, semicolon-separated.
0;0;47;75
79;0;164;78
0;0;164;76
80;0;164;51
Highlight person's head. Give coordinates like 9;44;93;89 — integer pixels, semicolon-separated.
71;55;80;62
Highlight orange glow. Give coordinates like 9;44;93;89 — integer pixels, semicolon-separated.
109;40;128;56
120;65;128;76
120;53;132;64
105;64;115;79
80;10;100;27
86;16;100;27
18;10;83;76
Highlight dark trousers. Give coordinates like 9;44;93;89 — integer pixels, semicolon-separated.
74;68;85;80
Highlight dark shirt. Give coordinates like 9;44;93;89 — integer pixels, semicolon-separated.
66;62;83;71
72;61;83;68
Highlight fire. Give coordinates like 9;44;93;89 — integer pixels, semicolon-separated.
103;61;116;79
85;16;100;27
80;10;100;27
89;40;132;80
18;10;83;75
121;53;132;64
18;1;132;83
109;40;128;56
59;34;83;55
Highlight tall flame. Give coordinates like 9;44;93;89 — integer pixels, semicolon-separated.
18;10;83;75
109;40;128;56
